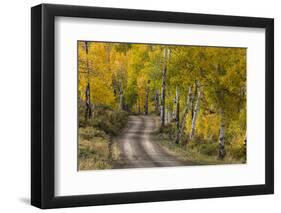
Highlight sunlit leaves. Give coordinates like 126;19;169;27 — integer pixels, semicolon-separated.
78;41;246;147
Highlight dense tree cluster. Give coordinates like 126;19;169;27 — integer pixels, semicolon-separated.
78;41;246;160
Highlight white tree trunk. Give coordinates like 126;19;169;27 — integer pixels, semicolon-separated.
160;47;168;127
118;80;123;111
119;92;123;111
175;87;180;129
84;41;92;121
165;105;171;124
168;109;172;124
190;81;201;139
154;90;159;114
145;86;149;115
165;110;168;124
175;86;192;144
243;131;247;160
244;131;247;146
218;109;226;159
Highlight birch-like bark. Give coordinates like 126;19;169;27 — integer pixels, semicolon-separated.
119;92;123;111
85;83;92;120
169;111;172;123
165;109;168;124
218;109;226;160
145;83;149;115
138;98;141;113
175;87;180;130
237;86;246;112
154;90;159;115
191;85;196;120
160;47;168;127
243;131;247;160
145;89;149;115
190;81;201;139
84;41;92;121
118;80;123;111
175;86;192;144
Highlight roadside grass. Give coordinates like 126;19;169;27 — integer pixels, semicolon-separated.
79;137;111;170
79;104;129;136
78;104;128;170
78;128;122;170
152;125;245;165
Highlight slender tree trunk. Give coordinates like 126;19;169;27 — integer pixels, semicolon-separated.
154;90;159;115
134;103;137;113
218;109;226;160
145;81;150;115
175;86;192;144
169;111;172;123
105;44;115;160
238;85;246;112
175;87;180;130
165;109;168;124
145;88;149;115
166;105;172;124
118;80;123;111
159;93;161;113
85;82;92;120
191;84;196;120
119;92;123;111
138;98;141;113
243;131;247;161
160;48;168;127
190;81;201;139
84;41;92;121
244;131;247;147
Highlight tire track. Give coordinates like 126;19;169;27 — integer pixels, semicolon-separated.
113;115;187;169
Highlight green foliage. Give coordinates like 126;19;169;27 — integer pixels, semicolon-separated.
90;105;128;136
78;102;128;136
157;123;177;140
155;123;245;163
154;129;245;165
188;139;218;156
79;127;108;140
229;143;246;161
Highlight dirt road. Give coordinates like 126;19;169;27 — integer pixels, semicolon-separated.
113;115;188;169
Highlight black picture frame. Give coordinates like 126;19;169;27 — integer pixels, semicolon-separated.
31;3;274;209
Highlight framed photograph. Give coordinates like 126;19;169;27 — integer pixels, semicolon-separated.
31;4;274;209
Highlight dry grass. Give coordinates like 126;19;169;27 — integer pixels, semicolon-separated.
79;137;112;170
78;126;122;170
111;142;121;161
153;133;245;165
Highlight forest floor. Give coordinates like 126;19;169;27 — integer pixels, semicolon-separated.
152;123;245;166
113;115;194;168
79;114;244;171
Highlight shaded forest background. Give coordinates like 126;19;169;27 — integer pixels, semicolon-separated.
78;41;247;170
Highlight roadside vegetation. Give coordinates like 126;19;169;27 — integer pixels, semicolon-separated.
78;41;247;170
153;123;246;165
78;104;128;170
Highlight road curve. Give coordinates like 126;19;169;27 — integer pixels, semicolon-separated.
113;115;187;169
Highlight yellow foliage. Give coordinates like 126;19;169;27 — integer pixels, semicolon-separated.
196;113;220;140
78;41;116;107
78;41;246;149
137;72;148;111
